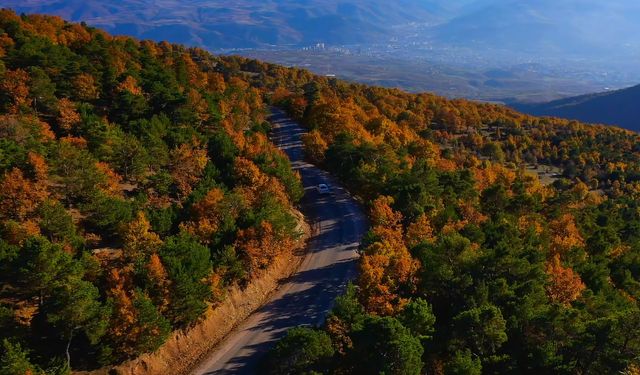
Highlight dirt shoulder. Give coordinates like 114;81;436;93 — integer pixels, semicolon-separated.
75;208;310;375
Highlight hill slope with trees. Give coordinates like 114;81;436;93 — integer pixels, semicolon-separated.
0;9;303;372
513;84;640;132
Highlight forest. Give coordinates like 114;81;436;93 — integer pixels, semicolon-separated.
0;10;304;373
0;9;639;375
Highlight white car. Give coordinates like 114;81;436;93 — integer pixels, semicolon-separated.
317;183;331;195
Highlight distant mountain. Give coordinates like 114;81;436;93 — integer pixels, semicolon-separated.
1;0;451;49
512;84;640;132
434;0;640;57
6;0;640;59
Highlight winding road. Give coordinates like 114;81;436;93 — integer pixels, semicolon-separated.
191;108;367;374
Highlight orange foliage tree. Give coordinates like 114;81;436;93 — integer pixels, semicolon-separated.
169;142;209;198
57;98;81;133
358;197;418;315
73;73;99;100
405;214;434;248
235;221;291;276
1;69;31;112
549;213;585;255
0;168;48;221
180;188;226;243
545;254;586;305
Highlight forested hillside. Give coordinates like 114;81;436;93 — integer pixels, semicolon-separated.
1;9;640;375
514;84;640;132
241;59;640;374
0;10;303;373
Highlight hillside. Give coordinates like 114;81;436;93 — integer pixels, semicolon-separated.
0;0;448;49
0;9;304;371
512;84;640;132
0;10;639;375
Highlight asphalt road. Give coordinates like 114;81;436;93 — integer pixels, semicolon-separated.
191;108;367;375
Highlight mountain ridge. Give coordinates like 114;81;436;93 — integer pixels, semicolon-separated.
512;84;640;131
1;0;449;49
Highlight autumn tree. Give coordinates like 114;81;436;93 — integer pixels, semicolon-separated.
370;196;402;229
180;188;226;243
0;168;48;221
545;254;586;305
235;221;283;276
27;152;48;181
405;214;434;248
0;69;30;113
122;212;162;262
117;76;143;96
301;130;328;164
359;199;418;315
169;142;209;198
549;213;585;255
56;98;81;133
143;253;171;312
73;73;99;101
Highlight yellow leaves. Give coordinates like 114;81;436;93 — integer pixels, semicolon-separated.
301;130;328;164
233;157;269;188
435;157;457;172
106;268;139;356
2;219;41;246
146;253;171;312
35;118;56;141
19;14;92;46
359;241;417;316
187;89;210;125
209;272;225;304
95;161;123;198
521;171;550;200
549;213;584;255
545;254;586;306
73;73;99;100
117;75;143;96
60;135;88;149
122;212;162;262
147;253;168;282
170;142;209;198
180;188;226;243
405;214;434;248
271;87;292;105
518;215;544;235
472;163;516;192
325;315;353;354
193;188;225;218
206;72;226;94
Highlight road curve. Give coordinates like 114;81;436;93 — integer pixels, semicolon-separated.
191;108;367;375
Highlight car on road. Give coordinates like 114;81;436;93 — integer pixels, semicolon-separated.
317;183;331;195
